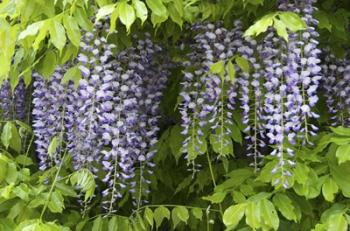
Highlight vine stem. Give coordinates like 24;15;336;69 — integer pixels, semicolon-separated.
40;151;67;220
206;151;223;217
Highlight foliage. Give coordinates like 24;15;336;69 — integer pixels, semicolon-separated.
1;0;350;230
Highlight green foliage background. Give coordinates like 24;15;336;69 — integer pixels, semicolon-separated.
1;0;350;230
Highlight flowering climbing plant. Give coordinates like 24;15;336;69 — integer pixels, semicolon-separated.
1;0;350;230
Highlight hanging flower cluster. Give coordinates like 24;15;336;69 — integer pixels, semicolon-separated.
180;22;241;166
322;50;350;126
260;0;321;188
179;0;322;188
0;79;26;121
32;68;75;170
32;21;170;212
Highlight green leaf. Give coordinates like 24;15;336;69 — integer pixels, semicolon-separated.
329;145;350;197
146;0;167;17
278;12;307;32
235;56;250;73
95;0;112;7
109;8;119;33
47;190;65;213
244;14;274;37
33;21;49;51
49;19;66;52
259;199;279;230
226;60;236;83
191;208;202;221
118;2;136;33
108;216;118;231
327;214;347;231
322;176;338;202
74;7;93;31
293;162;310;184
144;208;154;228
168;3;183;28
210;131;233;156
335;144;350;164
70;168;96;201
63;15;81;47
169;125;185;163
92;216;103;231
272;193;298;222
210;60;225;75
0;21;18;78
36;50;57;79
15;120;32;133
186;135;207;161
150;12;168;27
61;66;82;88
133;0;148;24
0;157;8;183
15;155;33;166
223;203;247;228
18;21;43;40
96;4;115;21
5;162;18;184
274;18;288;42
56;182;78;197
1;122;13;149
330;127;350;137
171;206;189;228
13;183;30;201
1;122;21;152
154;206;170;229
202;192;226;204
245;202;261;229
314;10;332;31
48;136;60;157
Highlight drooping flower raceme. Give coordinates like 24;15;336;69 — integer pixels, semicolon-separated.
32;68;75;170
180;22;241;165
258;0;321;188
322;50;350;126
32;20;170;212
0;79;26;121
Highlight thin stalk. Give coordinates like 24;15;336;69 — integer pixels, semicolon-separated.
40;151;67;220
206;151;223;217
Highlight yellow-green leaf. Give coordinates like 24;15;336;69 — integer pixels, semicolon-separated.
118;2;136;33
223;203;247;228
49;20;66;52
322;176;339;202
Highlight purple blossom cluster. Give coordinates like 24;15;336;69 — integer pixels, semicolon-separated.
180;0;322;187
0;79;26;121
322;50;350;126
32;21;170;212
32;68;75;170
235;21;266;171
258;0;321;188
180;22;240;164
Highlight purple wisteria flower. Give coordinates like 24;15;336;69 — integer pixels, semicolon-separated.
0;79;26;121
322;50;350;126
180;22;241;165
257;0;321;188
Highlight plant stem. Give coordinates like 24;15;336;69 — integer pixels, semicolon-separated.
40;151;67;220
205;151;223;216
